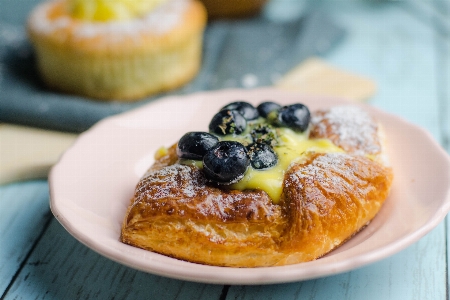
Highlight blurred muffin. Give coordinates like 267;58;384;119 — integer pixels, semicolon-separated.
27;0;207;101
200;0;267;18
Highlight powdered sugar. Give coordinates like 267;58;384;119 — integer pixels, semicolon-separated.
29;0;188;42
138;164;206;200
287;153;369;205
295;153;354;182
311;106;381;156
135;164;280;221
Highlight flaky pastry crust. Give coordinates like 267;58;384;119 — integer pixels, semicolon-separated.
121;106;393;267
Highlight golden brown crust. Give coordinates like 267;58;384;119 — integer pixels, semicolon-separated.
121;106;394;267
122;166;286;266
277;152;393;265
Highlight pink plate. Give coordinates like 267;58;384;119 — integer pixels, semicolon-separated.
49;88;450;285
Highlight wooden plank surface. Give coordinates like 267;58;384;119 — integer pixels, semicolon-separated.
4;218;224;299
0;181;51;296
1;1;449;299
441;2;450;297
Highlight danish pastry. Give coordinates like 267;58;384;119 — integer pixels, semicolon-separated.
27;0;206;101
121;101;393;267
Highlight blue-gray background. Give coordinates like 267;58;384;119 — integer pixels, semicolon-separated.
0;0;344;132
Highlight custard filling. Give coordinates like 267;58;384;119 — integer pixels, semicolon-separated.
178;120;344;203
230;129;343;203
67;0;168;21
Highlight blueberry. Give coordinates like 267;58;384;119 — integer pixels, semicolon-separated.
221;101;259;120
247;143;278;169
176;132;219;160
203;141;250;184
209;109;247;135
271;103;310;132
257;101;281;118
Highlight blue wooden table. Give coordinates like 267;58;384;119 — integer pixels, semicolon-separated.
1;1;449;299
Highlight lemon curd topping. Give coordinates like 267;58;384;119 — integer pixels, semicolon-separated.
68;0;168;21
154;146;169;160
177;120;344;204
179;159;203;169
229;128;343;203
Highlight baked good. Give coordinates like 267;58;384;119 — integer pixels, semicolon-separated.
121;101;393;267
27;0;207;101
200;0;267;18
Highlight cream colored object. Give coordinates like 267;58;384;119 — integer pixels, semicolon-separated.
0;124;77;184
276;57;377;102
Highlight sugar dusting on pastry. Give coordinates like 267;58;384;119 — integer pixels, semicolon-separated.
311;106;381;156
134;164;280;221
137;164;206;201
292;153;366;189
28;0;189;40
